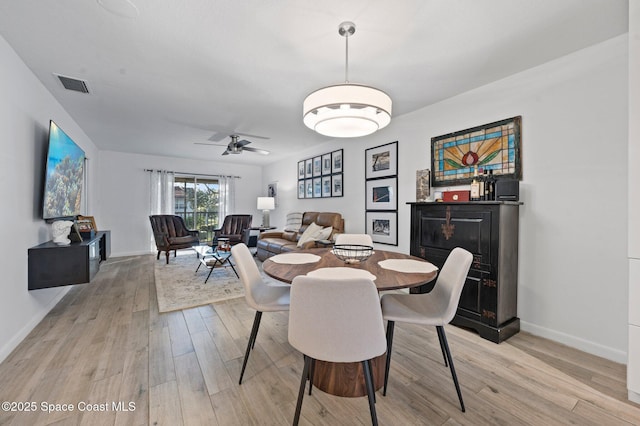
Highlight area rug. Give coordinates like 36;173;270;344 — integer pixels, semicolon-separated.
154;250;245;313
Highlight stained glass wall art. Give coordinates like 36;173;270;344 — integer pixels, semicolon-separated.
431;116;522;187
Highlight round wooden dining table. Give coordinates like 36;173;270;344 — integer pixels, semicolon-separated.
262;247;438;397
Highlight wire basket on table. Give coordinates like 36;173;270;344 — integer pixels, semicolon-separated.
332;244;374;264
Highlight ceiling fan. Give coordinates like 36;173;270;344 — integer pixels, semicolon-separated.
195;134;270;156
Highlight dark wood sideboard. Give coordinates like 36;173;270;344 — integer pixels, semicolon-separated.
28;230;110;290
409;202;520;343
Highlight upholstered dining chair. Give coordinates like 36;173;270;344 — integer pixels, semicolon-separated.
380;247;473;412
231;243;290;384
334;233;373;246
289;276;386;426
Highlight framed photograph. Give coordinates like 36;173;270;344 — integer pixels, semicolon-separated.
305;179;313;198
305;159;313;178
322;153;332;175
416;169;431;202
365;141;398;179
298;180;305;199
366;211;397;246
313;177;322;197
332;149;343;173
77;215;97;231
332;173;343;197
431;116;522;187
298;161;305;179
321;175;332;197
267;182;278;207
366;177;397;210
312;156;322;177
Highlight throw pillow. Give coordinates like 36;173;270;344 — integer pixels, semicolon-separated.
316;226;332;241
297;222;323;247
284;212;303;232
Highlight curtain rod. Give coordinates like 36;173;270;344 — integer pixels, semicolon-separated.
144;169;240;179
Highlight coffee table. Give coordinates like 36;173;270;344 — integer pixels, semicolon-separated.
193;245;239;283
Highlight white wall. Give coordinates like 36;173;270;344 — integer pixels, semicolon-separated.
98;151;263;257
0;36;100;362
627;0;640;404
264;35;629;362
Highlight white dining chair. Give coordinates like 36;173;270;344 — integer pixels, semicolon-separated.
380;247;473;412
289;276;386;425
231;243;290;384
334;233;373;246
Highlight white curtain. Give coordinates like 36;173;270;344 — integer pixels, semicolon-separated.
149;170;175;251
149;170;175;215
218;175;236;219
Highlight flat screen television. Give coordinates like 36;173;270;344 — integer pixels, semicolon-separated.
42;120;85;220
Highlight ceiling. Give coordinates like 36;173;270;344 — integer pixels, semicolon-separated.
0;0;629;166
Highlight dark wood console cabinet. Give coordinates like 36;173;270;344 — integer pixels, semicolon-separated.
409;202;520;343
28;230;111;290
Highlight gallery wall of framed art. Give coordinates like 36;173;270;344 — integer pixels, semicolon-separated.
364;141;398;245
297;149;343;198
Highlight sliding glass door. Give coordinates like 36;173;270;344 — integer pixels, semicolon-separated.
174;176;220;243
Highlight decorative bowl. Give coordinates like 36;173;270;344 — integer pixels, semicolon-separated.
332;244;374;264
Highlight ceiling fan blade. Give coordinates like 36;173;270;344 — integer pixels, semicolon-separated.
195;142;227;146
222;150;229;156
207;133;228;142
234;132;270;140
235;139;251;147
242;147;270;155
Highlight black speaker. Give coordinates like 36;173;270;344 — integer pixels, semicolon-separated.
495;179;519;201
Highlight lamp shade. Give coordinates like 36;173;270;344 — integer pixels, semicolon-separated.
303;84;392;138
257;197;275;210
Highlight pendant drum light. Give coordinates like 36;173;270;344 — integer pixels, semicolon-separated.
303;22;392;138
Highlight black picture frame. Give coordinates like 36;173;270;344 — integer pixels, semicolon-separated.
332;173;343;197
366;211;398;246
321;175;332;197
366;177;397;211
297;148;344;199
365;141;398;179
332;149;343;173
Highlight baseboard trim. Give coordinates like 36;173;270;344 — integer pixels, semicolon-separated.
0;287;70;364
520;320;627;364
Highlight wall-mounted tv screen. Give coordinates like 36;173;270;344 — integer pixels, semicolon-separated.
42;120;85;220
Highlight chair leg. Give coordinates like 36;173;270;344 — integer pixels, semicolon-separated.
362;360;379;426
436;326;449;367
383;320;395;396
157;251;161;260
437;326;465;412
293;356;311;426
308;358;315;395
239;311;262;385
251;314;262;350
367;359;376;404
165;251;170;264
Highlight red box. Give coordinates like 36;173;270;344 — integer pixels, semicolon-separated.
443;190;470;202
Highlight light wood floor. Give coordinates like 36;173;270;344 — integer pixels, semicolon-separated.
1;255;639;425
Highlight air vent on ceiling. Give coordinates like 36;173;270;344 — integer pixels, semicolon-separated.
55;74;90;93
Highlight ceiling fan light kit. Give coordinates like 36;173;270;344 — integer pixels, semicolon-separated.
221;135;269;156
303;21;392;138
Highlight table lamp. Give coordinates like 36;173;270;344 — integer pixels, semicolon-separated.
257;197;275;227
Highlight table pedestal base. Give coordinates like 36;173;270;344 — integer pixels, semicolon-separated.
311;353;386;397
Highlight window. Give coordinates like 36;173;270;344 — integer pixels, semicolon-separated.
174;176;220;243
